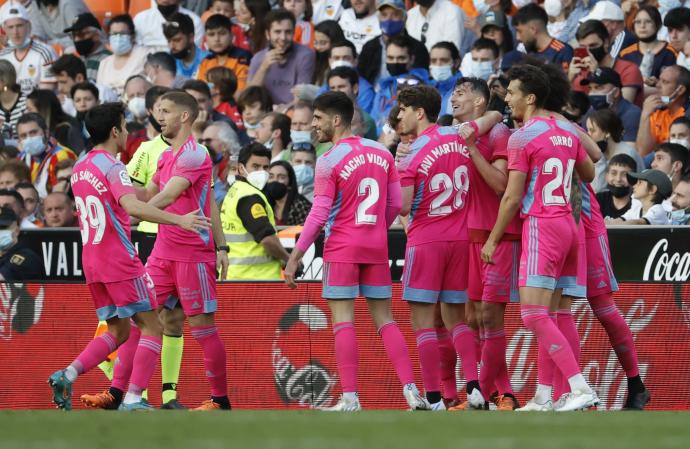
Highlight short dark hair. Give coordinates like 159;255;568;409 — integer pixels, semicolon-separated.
470;38;499;59
0;188;24;209
15;181;38;196
386;34;413;56
671;116;690;130
327;66;359;88
521;56;570;112
51;54;87;80
238;142;272;166
576;19;609;43
70;81;99;101
16;112;48;132
507;64;551;108
567;91;591;117
657;142;690;173
85;102;126;145
0;159;30;183
206;66;238;102
146;52;177;75
431;41;460;61
664;7;690;30
313;91;354;126
588;109;624;143
110;14;135;34
635;6;662;32
329;40;357;59
673;65;690;99
160;91;200;122
397;86;442;123
205;13;233;31
237;86;273;112
163;12;195;39
513;3;548;27
279;0;312;21
264;8;296;31
145;85;171;111
268;112;292;146
608;153;637;172
183;79;212;99
455;77;491;104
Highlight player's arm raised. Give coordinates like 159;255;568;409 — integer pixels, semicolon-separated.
461;111;503;137
119;193;210;232
462;124;508;195
148;176;191;209
481;171;526;264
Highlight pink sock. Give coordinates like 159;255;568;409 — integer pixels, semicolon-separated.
480;328;506;397
553;309;580;398
495;359;513;395
191;326;228;397
590;294;640;377
415;328;441;394
378;321;414;386
71;332;119;375
333;322;358;393
536;312;557;389
521;305;581;382
436;326;457;400
128;336;162;395
451;323;479;383
111;324;140;391
472;328;482;362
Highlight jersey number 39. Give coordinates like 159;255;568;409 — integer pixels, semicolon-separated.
75;195;106;245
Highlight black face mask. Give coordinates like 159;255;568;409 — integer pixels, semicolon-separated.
608;184;631;198
171;47;191;60
387;63;408;77
264;181;288;201
76;110;88;121
589;45;607;62
415;0;435;7
149;114;162;133
157;3;179;18
596;139;608;153
638;33;658;43
74;38;95;56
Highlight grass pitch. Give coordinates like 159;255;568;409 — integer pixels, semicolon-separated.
1;410;688;449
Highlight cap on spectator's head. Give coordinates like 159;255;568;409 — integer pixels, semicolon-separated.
376;0;406;12
580;67;621;88
0;207;18;227
580;1;624;23
479;11;507;32
0;2;29;24
627;169;673;199
64;12;102;33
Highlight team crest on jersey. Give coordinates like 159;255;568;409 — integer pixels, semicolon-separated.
119;170;133;186
27;65;37;77
326;6;334;16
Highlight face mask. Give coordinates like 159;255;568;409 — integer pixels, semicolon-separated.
264;181;288;200
430;65;453;82
157;3;179;17
246;169;270;190
380;19;404;37
670;207;690;224
589;94;609;111
589;46;607;63
9;36;31;50
472;60;495;80
290;129;311;144
109;34;133;55
0;230;14;251
638;33;658;44
171;47;191;60
293;164;314;187
472;0;490;15
670;138;690;149
128;97;147;119
330;59;353;69
416;0;435;7
608;184;631;198
264;138;273;150
74;38;95;56
149;114;162;132
22;135;46;156
387;63;408;77
76;110;88;121
244;120;260;130
596;139;608;153
544;0;562;17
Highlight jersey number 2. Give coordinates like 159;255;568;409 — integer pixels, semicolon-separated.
356;177;379;225
542;158;575;205
75;195;106;245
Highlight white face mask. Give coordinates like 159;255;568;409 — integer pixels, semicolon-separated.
330;59;353;69
290;129;312;144
430;65;453;82
467;60;495;80
127;97;147;119
244;167;270;190
226;172;236;186
544;0;563;17
669;138;690;149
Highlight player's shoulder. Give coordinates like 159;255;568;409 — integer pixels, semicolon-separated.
360;137;394;159
177;140;210;166
508;119;550;148
85;151;119;175
552;119;580;137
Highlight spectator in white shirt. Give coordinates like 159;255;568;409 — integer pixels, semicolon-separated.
338;0;381;54
24;0;89;53
405;0;465;52
312;0;343;24
134;0;204;52
609;169;673;225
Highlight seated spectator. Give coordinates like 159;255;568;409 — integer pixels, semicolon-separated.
313;20;346;85
544;0;589;44
197;14;252;92
282;0;314;48
145;52;185;89
16;113;77;198
26;89;84;154
651;142;689;190
134;0;203;52
164;12;209;79
64;12;110;80
580;1;636;60
237;86;273;140
478;10;514;66
42;191;76;227
201;121;242;203
358;0;429;87
570;20;644;106
0;188;36;229
637;65;690;156
289;102;314;147
96;15;151;95
339;0;381;54
0;159;30;189
183;79;242;139
70;82;98;134
429;42;462;116
0;60;26;143
586;108;645;192
15;181;41;226
51;54;118;116
326;40;375;113
0;146;19;162
669;117;690;149
249;9;316;105
406;0;465;53
50;158;75;194
256;112;292;162
313;0;343;24
288;143;315;201
203;0;234;22
460;38;500;82
267;160;312;225
663;7;690;54
327;66;378;142
670;174;690;224
0;2;57;96
206;67;242;129
235;0;272;53
123;75;152;131
0;207;42;280
620;6;678;90
609;169;673;225
24;0;89;51
596;153;638;219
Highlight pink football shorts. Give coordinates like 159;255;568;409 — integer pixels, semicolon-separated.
90;272;156;321
468;240;520;303
563;220;587;298
402;240;469;304
322;261;392;299
586;233;619;297
146;256;217;316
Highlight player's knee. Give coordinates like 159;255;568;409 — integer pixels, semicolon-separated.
110;325;130;346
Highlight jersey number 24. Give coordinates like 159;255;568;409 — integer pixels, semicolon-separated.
542;158;575;206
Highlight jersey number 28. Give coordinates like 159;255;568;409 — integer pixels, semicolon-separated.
542;158;575;206
75;195;106;245
429;166;469;216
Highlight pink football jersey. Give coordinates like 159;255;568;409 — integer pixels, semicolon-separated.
508;117;588;218
398;124;470;246
315;136;398;263
71;149;144;283
150;136;215;263
580;181;607;237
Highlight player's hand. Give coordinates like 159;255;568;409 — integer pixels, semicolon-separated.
178;209;211;232
284;255;301;289
217;249;229;280
481;240;497;265
395;142;411;164
459;123;476;147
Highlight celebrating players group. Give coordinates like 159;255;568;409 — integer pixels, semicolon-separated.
48;58;650;413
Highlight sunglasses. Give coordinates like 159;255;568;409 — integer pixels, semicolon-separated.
397;78;421;87
291;142;315;152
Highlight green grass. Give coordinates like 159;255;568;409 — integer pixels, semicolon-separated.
1;410;688;449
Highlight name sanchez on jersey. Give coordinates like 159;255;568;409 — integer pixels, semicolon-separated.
418;140;469;176
72;170;108;194
339;153;390;181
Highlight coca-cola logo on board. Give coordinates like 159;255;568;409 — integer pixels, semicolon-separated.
643;239;690;282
